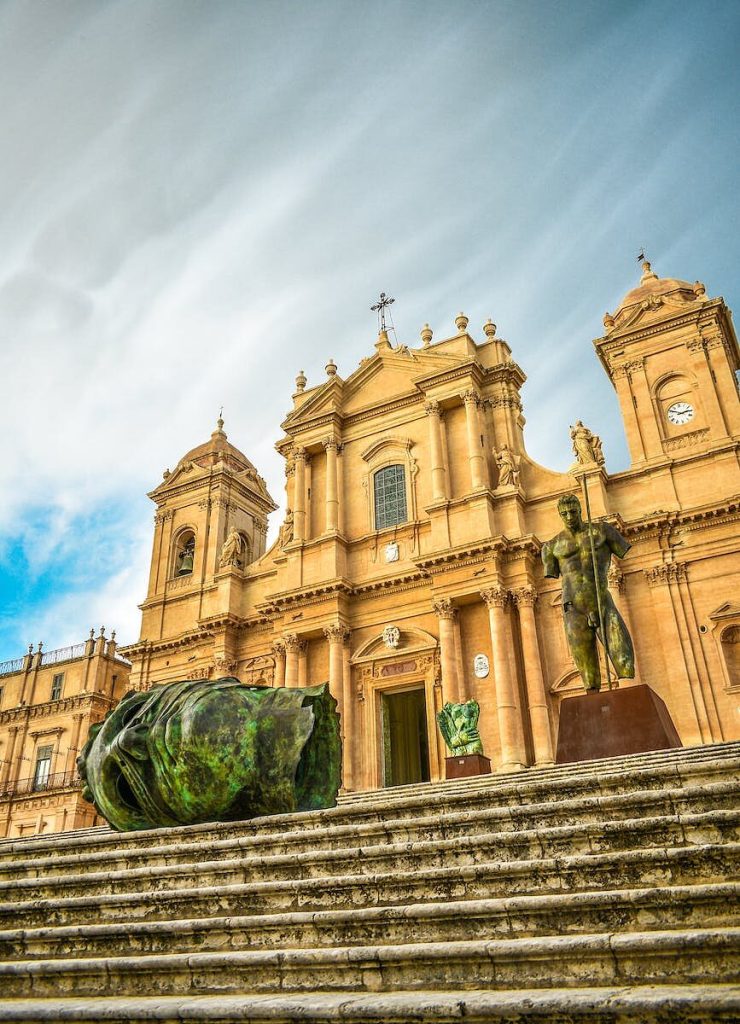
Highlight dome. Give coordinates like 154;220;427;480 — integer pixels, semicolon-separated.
604;261;707;332
179;417;256;474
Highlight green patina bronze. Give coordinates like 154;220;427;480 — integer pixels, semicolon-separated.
77;678;341;831
542;493;635;692
437;700;484;755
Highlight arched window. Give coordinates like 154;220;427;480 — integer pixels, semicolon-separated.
174;530;195;577
374;465;407;530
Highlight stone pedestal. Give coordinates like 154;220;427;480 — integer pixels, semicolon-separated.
445;753;492;779
556;684;682;764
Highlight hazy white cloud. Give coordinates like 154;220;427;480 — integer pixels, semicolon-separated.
0;0;738;656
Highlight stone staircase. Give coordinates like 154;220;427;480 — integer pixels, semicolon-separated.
0;741;738;1022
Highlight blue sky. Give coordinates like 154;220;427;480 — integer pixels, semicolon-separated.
0;0;738;659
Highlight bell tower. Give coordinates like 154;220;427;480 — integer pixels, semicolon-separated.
138;417;277;645
595;261;740;466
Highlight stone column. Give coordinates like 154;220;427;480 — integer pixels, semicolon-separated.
272;640;286;688
612;365;646;464
341;641;354;789
284;633;303;687
293;448;307;542
626;359;664;459
688;338;728;438
323;624;348;713
284;455;296;526
0;726;18;788
461;389;486;491
323;438;339;533
425;400;448;501
513;586;554;765
64;714;84;776
433;598;462;703
481;586;526;770
705;335;740;434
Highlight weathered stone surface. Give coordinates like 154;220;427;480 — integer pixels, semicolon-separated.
0;743;738;1021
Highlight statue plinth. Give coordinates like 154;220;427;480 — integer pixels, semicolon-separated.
445;753;492;779
555;684;682;764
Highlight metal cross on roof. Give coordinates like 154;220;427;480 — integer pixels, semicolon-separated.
371;292;395;332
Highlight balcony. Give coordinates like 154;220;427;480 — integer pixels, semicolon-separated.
0;771;82;800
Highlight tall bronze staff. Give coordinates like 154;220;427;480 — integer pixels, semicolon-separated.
578;471;614;690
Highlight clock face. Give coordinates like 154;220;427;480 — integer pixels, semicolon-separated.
667;401;694;426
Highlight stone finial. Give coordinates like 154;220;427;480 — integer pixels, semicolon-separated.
111;630;117;641
162;467;170;480
325;358;337;377
603;312;615;330
375;329;392;352
37;641;43;652
99;626;106;638
295;369;307;393
694;281;707;300
89;628;95;640
455;312;469;333
28;643;34;654
420;323;433;347
483;319;496;339
211;414;226;440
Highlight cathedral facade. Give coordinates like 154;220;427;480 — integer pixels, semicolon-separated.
123;263;740;791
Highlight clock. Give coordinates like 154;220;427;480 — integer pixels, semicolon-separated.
666;401;694;426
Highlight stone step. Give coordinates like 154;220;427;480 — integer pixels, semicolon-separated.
1;882;736;962
2;745;737;866
1;929;737;999
4;780;736;883
0;985;737;1023
3;842;735;931
3;808;736;904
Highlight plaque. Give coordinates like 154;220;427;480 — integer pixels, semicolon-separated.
473;654;489;678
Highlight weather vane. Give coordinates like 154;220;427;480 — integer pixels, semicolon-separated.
371;292;395;332
637;248;646;263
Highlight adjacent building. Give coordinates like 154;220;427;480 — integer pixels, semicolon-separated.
0;631;130;838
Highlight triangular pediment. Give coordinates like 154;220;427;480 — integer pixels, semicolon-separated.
709;601;740;621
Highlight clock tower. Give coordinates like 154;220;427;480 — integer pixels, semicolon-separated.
595;261;740;467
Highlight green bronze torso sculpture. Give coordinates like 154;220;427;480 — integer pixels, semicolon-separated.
542;494;634;692
77;678;341;831
437;700;484;756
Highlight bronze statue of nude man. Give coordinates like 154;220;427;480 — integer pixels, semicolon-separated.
542;493;635;692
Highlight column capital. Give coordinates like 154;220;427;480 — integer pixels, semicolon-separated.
607;566;625;592
480;585;510;609
424;399;441;417
323;623;350;644
283;633;307;653
432;597;457;621
643;562;688;587
272;639;286;656
322;437;340;453
293;446;308;463
512;585;537;607
460;388;481;407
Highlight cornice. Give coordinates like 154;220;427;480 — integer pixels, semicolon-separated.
0;692;114;727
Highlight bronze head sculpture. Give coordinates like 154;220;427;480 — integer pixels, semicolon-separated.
77;678;341;831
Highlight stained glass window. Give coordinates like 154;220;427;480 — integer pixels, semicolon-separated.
374;465;407;530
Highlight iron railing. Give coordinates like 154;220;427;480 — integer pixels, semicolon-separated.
41;644;87;667
0;658;24;678
0;770;81;800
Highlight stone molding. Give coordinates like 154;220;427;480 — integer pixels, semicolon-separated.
664;427;710;452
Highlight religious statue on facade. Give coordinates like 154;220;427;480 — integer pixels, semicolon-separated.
278;509;294;548
495;444;520;488
437;700;484;755
542;493;634;692
77;678;341;831
219;528;244;568
570;420;604;466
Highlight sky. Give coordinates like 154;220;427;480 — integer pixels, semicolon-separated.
0;0;738;660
